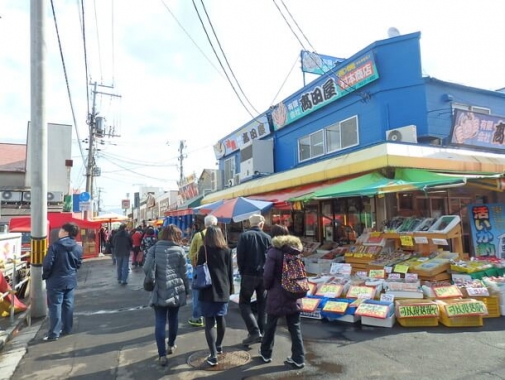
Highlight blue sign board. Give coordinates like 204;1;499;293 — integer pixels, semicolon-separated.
271;52;379;130
468;203;505;259
79;192;91;202
301;51;345;75
450;110;505;151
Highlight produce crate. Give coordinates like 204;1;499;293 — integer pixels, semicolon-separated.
471;296;501;318
397;316;438;327
439;312;483;327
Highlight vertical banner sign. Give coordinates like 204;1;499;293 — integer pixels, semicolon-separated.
468;203;505;258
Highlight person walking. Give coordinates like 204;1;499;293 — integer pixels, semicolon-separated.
131;228;143;268
143;224;190;367
42;222;83;341
196;225;234;366
236;214;272;346
140;227;157;267
187;215;218;327
258;226;306;368
113;223;133;285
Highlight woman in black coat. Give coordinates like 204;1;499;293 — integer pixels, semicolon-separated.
196;225;234;366
259;226;306;368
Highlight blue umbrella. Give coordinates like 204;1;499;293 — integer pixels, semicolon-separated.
192;199;225;215
210;197;273;223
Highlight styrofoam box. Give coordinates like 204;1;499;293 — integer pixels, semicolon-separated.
327;314;361;323
361;314;396;328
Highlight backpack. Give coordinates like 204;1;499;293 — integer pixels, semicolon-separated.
281;250;309;299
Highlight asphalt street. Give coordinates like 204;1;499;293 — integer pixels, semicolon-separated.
0;256;504;380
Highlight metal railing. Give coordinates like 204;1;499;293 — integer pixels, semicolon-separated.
0;253;30;324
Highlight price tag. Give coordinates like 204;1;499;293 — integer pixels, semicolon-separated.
369;269;385;279
388;273;401;280
380;293;395;303
347;286;375;299
466;287;489;297
414;236;429;244
355;302;390;319
356;271;368;278
433;285;462;299
405;273;418;282
384;266;393;274
301;298;321;312
322;301;349;314
397;304;439;318
394;264;409;274
315;284;344;298
400;235;414;247
432;238;449;245
445;301;487;317
330;263;352;275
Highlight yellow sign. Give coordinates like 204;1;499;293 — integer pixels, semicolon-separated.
397;304;439;318
369;269;385;279
323;301;349;314
347;286;375;299
394;264;409;274
316;284;344;298
400;235;414;247
445;301;487;317
433;285;462;299
356;303;390;319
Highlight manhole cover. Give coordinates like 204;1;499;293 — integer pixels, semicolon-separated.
187;349;250;371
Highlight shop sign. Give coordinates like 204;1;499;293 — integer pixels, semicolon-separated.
449;109;505;151
397;304;439;318
356;302;390;319
300;50;345;75
316;284;344;298
433;285;462;299
322;301;349;314
468;203;505;259
271;52;379;130
445;301;486;317
213;115;270;159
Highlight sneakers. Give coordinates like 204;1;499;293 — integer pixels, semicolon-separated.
42;336;58;342
242;333;262;346
216;346;223;355
159;356;168;367
188;317;204;327
206;356;218;366
167;345;177;355
258;349;272;363
286;357;305;368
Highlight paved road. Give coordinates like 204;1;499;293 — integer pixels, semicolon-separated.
1;256;505;379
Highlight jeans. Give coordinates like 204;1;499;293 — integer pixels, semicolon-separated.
239;274;266;336
47;288;75;338
154;306;180;357
260;312;304;364
116;255;129;283
191;285;202;319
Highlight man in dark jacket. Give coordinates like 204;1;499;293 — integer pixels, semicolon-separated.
236;214;272;345
113;223;133;285
42;222;83;341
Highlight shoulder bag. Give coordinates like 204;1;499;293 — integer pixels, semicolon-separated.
143;249;156;291
193;244;212;290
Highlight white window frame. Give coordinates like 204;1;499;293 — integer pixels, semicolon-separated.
452;103;491;115
326;115;359;154
298;130;325;162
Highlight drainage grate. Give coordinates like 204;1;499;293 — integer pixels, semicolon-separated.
187;349;250;371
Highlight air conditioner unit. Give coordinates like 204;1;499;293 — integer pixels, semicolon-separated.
240;139;274;181
22;191;32;202
47;191;64;203
385;125;417;143
1;191;22;202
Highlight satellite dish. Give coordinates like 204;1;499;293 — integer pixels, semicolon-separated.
387;27;400;38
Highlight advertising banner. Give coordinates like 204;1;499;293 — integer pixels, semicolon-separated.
301;51;345;75
468;203;505;258
450;109;505;151
271;52;379;130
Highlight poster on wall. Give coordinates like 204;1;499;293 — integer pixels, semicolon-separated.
468;203;505;258
450;109;505;151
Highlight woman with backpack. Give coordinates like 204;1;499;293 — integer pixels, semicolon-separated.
258;225;306;369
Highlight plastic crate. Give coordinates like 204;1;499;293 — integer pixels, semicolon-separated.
439;312;483;327
472;296;501;318
397;316;439;327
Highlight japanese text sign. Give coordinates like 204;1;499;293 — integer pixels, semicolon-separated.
397;304;439;318
356;302;390;319
444;301;487;317
433;285;463;299
450;109;505;151
322;301;349;314
347;286;375;299
316;284;344;298
468;203;505;259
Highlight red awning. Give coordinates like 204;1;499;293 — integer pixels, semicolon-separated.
164;209;193;217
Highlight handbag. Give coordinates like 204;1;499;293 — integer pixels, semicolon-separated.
193;244;212;290
143;251;156;291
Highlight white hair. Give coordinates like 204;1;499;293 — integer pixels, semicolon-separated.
204;215;218;227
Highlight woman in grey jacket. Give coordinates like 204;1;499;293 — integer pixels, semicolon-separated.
144;224;190;366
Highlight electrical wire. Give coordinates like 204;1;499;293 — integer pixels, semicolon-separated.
279;0;316;52
272;0;308;51
100;155;177;181
79;0;90;118
270;53;300;106
199;0;259;115
111;0;116;86
192;0;257;119
49;0;86;167
93;0;103;83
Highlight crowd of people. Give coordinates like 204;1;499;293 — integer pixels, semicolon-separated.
41;214;306;370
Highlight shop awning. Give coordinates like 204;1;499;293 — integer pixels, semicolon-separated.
291;169;468;201
164;195;203;216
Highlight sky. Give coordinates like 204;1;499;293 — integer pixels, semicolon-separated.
1;0;504;212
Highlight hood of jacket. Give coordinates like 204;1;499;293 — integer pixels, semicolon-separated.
271;235;303;254
55;236;78;250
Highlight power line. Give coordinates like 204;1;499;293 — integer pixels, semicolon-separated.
272;0;308;51
79;0;90;119
270;53;300;106
279;0;316;52
92;0;103;83
191;0;257;119
199;0;259;115
111;0;116;86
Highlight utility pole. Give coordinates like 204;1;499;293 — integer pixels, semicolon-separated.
84;81;121;219
177;140;186;185
29;0;48;318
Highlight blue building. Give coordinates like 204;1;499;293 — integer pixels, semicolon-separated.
204;32;505;256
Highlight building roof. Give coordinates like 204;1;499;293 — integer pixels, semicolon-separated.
0;143;27;172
